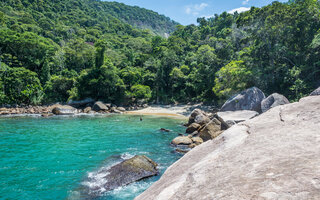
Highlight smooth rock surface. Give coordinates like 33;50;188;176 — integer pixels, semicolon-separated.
261;93;290;113
92;101;108;112
52;105;77;115
136;96;320;200
310;87;320;96
220;87;265;113
171;136;193;145
86;155;158;197
217;110;259;123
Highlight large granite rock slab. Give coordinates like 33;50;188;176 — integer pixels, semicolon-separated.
217;110;259;123
261;93;290;113
310;87;320;96
220;87;265;113
135;96;320;200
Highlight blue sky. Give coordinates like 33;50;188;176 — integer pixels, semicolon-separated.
105;0;288;25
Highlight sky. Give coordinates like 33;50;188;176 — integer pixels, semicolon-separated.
104;0;288;25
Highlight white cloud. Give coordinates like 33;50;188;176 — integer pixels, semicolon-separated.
242;0;250;5
228;7;250;14
185;3;209;16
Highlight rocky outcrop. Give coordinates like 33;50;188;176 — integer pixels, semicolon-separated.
199;118;223;141
85;155;158;197
92;101;108;112
310;87;320;96
187;109;207;125
136;96;320;200
217;110;259;124
52;105;77;115
261;93;289;113
186;123;201;134
220;87;265;113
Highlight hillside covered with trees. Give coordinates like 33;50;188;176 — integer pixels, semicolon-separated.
0;0;319;106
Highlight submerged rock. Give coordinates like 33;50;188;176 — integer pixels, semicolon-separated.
261;93;290;113
220;87;265;113
52;105;77;115
135;96;320;200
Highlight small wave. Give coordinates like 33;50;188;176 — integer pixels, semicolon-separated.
106;181;152;199
120;153;134;160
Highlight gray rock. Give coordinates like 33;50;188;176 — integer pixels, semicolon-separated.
135;96;320;200
67;98;94;108
83;107;91;113
188;109;207;125
117;107;126;112
194;114;210;125
52;105;77;115
217;110;259;123
220;87;265;113
199;118;223;142
310;87;320;96
84;155;158;198
171;136;193;145
186;123;201;134
261;93;290;113
92;101;108;112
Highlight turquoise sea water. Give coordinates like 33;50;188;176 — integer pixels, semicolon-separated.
0;114;185;200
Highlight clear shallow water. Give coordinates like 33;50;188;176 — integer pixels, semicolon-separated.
0;114;185;200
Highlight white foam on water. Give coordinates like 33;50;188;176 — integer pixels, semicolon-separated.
120;152;135;160
106;181;153;199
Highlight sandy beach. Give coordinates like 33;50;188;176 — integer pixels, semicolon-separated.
125;104;215;118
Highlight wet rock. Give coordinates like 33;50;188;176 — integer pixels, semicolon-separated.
171;136;193;145
52;105;77;115
220;87;265;113
85;155;158;197
160;128;170;132
175;148;190;154
310;87;320;96
261;93;290;113
92;101;108;112
199;118;223;142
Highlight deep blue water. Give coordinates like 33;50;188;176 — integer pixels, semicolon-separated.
0;114;185;200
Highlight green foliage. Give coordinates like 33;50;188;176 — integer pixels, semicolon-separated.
213;61;253;99
127;84;152;100
0;0;319;106
0;67;43;105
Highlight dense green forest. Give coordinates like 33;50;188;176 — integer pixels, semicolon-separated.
0;0;319;106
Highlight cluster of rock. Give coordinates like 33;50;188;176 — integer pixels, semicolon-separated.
171;109;229;151
135;93;320;200
171;86;320;152
0;106;51;115
0;98;149;116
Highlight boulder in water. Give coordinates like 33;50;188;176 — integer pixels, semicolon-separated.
220;87;265;113
52;105;77;115
261;93;290;113
171;136;193;145
84;155;158;197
